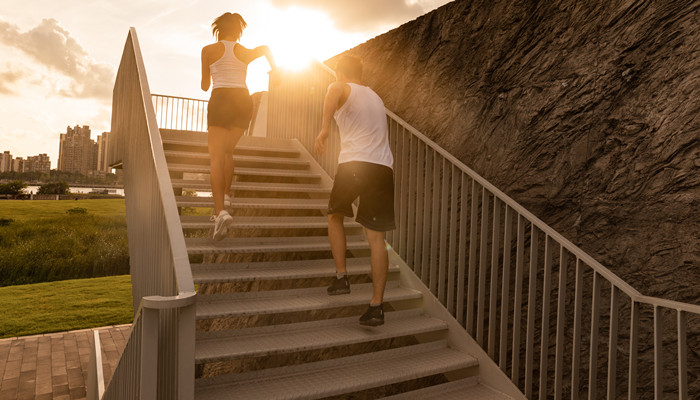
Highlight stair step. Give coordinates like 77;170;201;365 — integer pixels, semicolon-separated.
380;377;512;399
186;235;367;255
180;215;360;230
165;150;309;169
162;138;300;158
195;310;447;364
176;196;327;209
196;282;420;319
168;164;322;180
171;179;330;194
191;257;395;283
195;341;478;399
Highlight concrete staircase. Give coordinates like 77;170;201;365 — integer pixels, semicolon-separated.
163;129;514;399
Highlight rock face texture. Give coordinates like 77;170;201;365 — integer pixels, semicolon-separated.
329;0;699;304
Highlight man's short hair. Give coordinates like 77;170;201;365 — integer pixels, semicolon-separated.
335;56;363;80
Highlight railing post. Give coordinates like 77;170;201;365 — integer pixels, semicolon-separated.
654;306;663;399
178;303;196;400
87;330;105;400
141;307;158;400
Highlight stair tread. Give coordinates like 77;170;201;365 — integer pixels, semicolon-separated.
180;215;360;230
172;179;330;193
186;235;367;254
192;257;394;283
162;138;300;157
195;282;419;319
195;310;447;363
195;341;478;399
175;196;328;209
380;377;512;399
165;150;308;165
168;164;322;179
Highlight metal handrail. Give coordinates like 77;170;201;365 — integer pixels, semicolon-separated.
266;60;698;399
89;27;196;399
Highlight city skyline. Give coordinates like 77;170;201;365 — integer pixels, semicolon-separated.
0;0;451;168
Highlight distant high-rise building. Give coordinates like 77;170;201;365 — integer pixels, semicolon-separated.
58;125;98;175
25;154;51;174
0;151;12;173
96;132;111;174
12;157;24;173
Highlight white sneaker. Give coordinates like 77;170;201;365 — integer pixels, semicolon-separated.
212;210;233;241
224;194;232;208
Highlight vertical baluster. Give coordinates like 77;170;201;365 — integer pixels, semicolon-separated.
499;205;513;371
388;120;399;247
572;258;584;400
447;165;459;314
457;173;469;324
413;141;425;279
429;150;441;295
628;301;639;400
539;236;554;400
438;158;450;304
406;135;418;269
488;197;501;358
525;225;539;399
678;310;688;400
607;286;619;400
588;272;602;400
476;188;490;346
654;306;663;399
420;148;433;285
554;247;568;400
399;129;410;258
512;214;525;385
466;180;479;334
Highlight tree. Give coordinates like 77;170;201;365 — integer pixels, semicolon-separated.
38;181;69;195
0;180;27;196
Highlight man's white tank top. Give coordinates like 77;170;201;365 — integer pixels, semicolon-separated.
334;83;394;169
210;41;247;90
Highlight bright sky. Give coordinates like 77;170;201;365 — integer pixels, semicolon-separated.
0;0;451;169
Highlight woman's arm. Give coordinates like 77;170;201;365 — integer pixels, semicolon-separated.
201;47;211;91
234;44;277;71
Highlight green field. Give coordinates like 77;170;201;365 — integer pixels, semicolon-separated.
0;275;133;338
0;199;129;286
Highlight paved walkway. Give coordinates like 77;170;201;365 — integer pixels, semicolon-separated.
0;324;131;400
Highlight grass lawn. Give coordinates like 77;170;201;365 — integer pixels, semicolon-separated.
0;275;133;338
0;199;129;286
0;199;125;221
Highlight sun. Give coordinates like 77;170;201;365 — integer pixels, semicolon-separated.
244;6;354;93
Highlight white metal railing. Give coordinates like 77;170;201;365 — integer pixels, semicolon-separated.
266;61;700;399
152;94;208;132
89;28;196;399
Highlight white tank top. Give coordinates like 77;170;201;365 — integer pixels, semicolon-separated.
210;41;247;90
334;83;394;169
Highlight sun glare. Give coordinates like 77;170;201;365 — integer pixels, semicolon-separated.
244;6;342;92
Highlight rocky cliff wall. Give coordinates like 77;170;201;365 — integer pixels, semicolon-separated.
329;0;699;303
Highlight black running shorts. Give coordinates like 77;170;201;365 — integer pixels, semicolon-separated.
207;88;253;131
328;161;396;232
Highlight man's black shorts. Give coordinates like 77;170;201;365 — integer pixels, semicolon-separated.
328;161;396;232
207;88;253;131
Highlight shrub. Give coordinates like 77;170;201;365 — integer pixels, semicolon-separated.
0;180;27;196
38;181;69;195
66;207;88;214
0;218;13;226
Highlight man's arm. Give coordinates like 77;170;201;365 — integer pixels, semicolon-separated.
314;82;345;155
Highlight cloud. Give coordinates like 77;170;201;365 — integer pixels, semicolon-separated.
269;0;426;31
0;67;24;95
0;18;115;100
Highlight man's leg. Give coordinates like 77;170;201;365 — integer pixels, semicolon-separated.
365;228;388;304
328;213;347;274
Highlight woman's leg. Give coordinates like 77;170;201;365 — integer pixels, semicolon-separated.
223;127;245;200
208;126;229;215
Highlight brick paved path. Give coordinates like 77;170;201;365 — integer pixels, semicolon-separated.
0;325;131;400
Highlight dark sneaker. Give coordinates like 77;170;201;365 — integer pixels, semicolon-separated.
359;304;384;326
327;276;350;295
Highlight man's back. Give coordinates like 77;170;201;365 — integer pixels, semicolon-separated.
334;83;393;169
